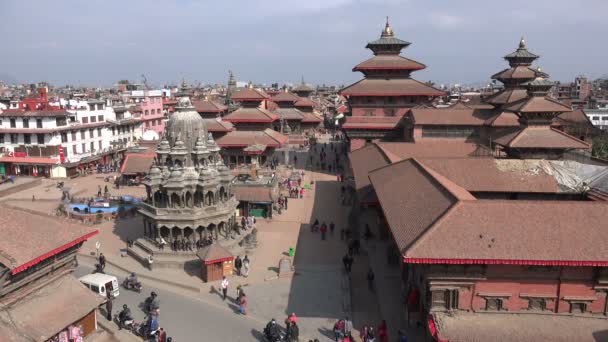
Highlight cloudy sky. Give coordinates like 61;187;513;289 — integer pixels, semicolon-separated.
1;0;606;87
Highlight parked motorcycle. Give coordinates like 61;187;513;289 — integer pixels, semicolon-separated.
122;278;142;293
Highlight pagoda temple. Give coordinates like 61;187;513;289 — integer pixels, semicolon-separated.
340;18;445;150
487;38;589;159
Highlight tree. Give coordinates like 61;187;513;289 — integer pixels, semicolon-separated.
592;136;608;159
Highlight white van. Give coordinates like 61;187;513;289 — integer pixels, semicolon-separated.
78;273;120;299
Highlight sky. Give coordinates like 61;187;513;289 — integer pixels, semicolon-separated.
1;0;607;88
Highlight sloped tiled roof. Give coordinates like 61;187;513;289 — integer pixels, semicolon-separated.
223;107;278;123
493;126;590;149
503;96;572;113
409;108;494;126
193;99;227;113
491;66;547;81
202;118;235;132
294;98;315;107
342;115;403;130
340;78;445;97
216;128;288;147
271;92;301;103
121;154;155;175
275;107;305;120
232;88;270;102
196;243;233;264
353;55;425;71
485;88;529;106
484;111;521;127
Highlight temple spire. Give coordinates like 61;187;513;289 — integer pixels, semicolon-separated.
381;16;394;38
519;36;525;49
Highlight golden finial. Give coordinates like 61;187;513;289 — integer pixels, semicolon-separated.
382;16;393;38
248;81;253;89
536;66;542;72
519;36;526;49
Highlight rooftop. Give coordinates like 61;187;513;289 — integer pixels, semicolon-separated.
341;78;445;97
215;129;288;147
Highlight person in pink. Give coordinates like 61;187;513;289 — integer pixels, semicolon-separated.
299;188;304;199
378;320;388;342
360;325;369;342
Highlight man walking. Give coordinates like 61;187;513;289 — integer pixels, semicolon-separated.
284;196;288;210
235;255;243;276
98;253;106;271
221;276;229;301
242;255;250;277
105;292;113;321
97;185;102;197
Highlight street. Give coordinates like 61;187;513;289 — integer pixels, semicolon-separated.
73;265;267;342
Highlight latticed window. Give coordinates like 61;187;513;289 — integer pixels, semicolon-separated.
485;298;503;311
527;298;546;311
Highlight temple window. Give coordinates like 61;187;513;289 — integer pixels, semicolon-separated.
570;302;587;314
485;298;503;311
527;298;546;311
431;289;458;311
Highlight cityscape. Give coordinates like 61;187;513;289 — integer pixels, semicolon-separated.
1;2;608;342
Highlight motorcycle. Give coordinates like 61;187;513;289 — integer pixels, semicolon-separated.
92;263;105;274
114;314;136;332
122;278;142;293
135;317;159;339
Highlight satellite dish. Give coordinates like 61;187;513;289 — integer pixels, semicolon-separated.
142;130;160;141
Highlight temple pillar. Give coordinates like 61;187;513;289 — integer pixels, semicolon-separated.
155;225;161;240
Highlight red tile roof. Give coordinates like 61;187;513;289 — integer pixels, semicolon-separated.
483;111;521;127
340;78;445;97
503;96;572;113
275;107;304;120
223;107;279;123
491;66;544;81
216;129;288;147
493;126;590;149
193;99;227;113
485;88;529;106
203;118;235;132
433;312;608;342
0;206;98;273
121;154;155;175
294;98;315;108
0;109;72;117
271;92;301;103
301;111;323;123
405;200;608;264
555;109;593;125
0;275;105;341
343;115;403;130
353;55;426;71
409;108;494;126
349;144;391;203
376;141;485;162
232;88;270;101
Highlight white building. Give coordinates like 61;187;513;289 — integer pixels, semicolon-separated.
584;109;608;130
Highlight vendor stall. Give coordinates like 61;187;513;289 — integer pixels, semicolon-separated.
196;244;234;282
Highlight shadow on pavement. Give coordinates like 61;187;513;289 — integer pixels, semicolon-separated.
250;328;266;341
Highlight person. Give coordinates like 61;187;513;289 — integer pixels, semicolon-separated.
353;239;361;255
312;219;319;232
342;254;350;273
99;253;106;271
221;276;229;301
242;255;250;277
397;330;407;342
157;327;167;342
286;321;299;342
366;326;376;342
333;319;344;341
264;319;281;341
234;255;243;276
288;312;297;324
284;195;288;210
104;184;109;195
320;223;327;240
360;325;369;342
127;272;139;287
299;187;304;199
159;237;167;251
329;222;335;236
97;185;102;197
340;228;345;240
148;254;154;270
118;304;132;330
364;224;373;240
239;291;247;315
377;320;388;342
367;268;375;291
343;317;353;337
105;292;113;321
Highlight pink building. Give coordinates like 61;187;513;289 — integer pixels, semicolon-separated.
130;90;165;138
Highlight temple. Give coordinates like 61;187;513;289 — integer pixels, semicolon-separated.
133;97;239;267
340;18;445;150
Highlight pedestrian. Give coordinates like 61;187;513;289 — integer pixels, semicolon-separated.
343;317;353;338
284;196;288;210
360;325;369;342
366;326;376;342
340;228;345;240
286;321;299;342
320;223;327;240
243;254;250;277
346;255;354;272
378;320;388;342
157;327;167;342
147;254;154;270
159;237;167;251
342;254;350;273
398;330;408;342
294;155;298;166
353;239;360;255
235;255;243;276
105;292;113;321
329;222;335;236
97;185;102;197
239;291;247;315
299;187;304;199
221;276;229;300
333;319;345;341
99;253;106;271
104;184;109;195
367;268;375;291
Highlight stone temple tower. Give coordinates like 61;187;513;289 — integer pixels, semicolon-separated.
138;97;238;248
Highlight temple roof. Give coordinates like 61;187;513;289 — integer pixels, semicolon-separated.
483;111;521;127
193;98;227;113
504;37;540;61
294;98;315;107
300;111;323;123
485;88;529;106
491;66;547;82
365;18;411;55
232;87;270;102
353;55;425;71
340;78;445;97
408;108;494;126
223;107;279;123
342;116;403;130
271;91;301;103
196;243;233;264
275;107;305;120
502;96;572;113
216;128;288;147
493;126;590;150
202;118;235;132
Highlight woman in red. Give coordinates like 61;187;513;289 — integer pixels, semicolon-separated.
378;320;388;342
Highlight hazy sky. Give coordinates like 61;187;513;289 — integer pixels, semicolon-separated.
1;0;607;87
